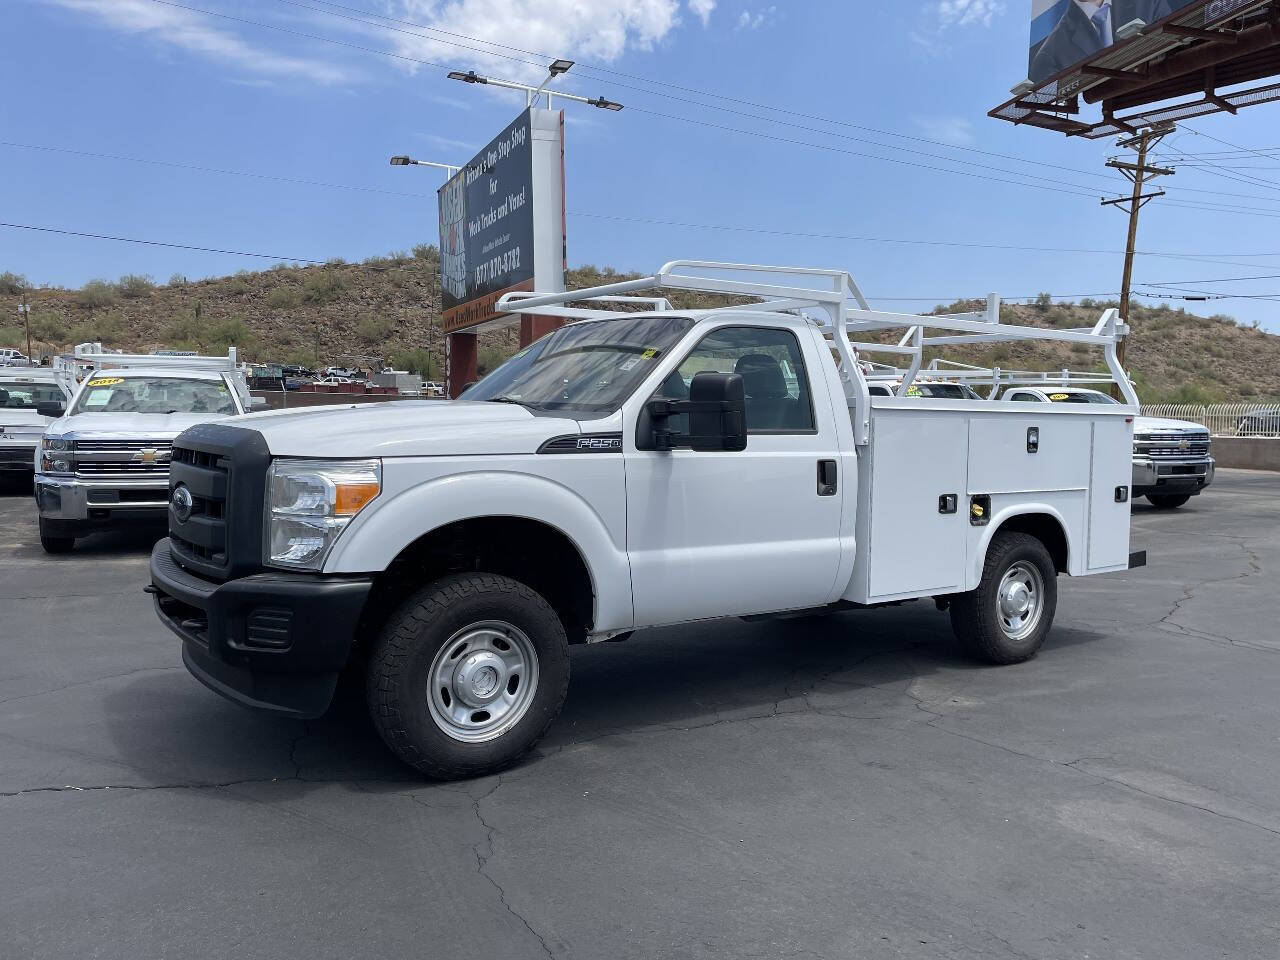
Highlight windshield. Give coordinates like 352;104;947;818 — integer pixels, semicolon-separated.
462;315;696;413
1047;390;1118;405
71;376;240;415
0;379;63;410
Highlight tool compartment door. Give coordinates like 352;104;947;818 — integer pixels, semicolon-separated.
1088;416;1133;570
865;411;968;598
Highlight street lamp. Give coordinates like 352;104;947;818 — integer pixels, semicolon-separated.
389;155;461;175
446;58;623;112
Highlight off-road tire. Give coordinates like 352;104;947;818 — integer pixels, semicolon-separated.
38;519;75;554
367;573;570;780
1147;494;1190;510
950;531;1057;665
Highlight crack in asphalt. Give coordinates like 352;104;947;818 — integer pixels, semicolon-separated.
465;777;557;959
1154;536;1272;652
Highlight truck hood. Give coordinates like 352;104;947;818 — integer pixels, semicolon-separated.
1134;415;1209;434
234;401;581;457
0;409;54;435
49;411;229;440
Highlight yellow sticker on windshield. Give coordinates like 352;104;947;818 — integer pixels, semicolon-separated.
641;349;659;359
906;385;923;397
87;377;123;387
1049;393;1070;401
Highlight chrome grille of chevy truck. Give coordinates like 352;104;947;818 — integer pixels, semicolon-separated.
1134;434;1211;459
72;440;172;479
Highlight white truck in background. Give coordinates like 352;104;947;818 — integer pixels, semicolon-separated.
0;366;76;485
148;261;1144;780
36;348;254;553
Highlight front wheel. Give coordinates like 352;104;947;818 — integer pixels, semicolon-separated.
367;573;570;780
1147;494;1190;510
39;518;76;554
950;532;1057;665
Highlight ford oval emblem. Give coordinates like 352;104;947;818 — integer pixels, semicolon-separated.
171;484;193;523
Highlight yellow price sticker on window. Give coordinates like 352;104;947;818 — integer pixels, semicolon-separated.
1049;392;1070;401
640;348;659;359
87;377;124;387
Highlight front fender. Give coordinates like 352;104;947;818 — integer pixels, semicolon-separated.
322;468;634;632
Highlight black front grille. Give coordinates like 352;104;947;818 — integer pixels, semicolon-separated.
167;423;270;582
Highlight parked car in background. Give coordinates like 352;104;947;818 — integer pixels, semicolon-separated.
1000;386;1213;509
1237;407;1280;437
868;380;984;400
0;348;31;367
281;364;315;379
312;375;358;386
423;381;445;397
34;350;253;553
0;368;72;483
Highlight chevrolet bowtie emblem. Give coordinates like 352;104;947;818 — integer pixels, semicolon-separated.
1179;438;1190;450
133;448;167;464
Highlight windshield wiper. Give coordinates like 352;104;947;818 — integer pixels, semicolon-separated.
486;396;541;408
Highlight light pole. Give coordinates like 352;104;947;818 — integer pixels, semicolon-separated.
446;59;623;112
17;295;31;363
389;156;460;176
389;154;462;385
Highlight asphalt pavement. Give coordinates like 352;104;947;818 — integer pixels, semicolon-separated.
2;470;1278;959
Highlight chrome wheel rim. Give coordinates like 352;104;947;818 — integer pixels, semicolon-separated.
427;620;539;743
996;561;1044;642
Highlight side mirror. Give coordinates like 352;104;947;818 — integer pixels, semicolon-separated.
640;371;747;452
36;400;66;418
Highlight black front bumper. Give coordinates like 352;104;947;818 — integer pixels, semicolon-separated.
150;538;372;718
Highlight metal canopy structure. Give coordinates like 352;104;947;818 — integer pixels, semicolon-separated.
496;260;1138;447
992;0;1280;137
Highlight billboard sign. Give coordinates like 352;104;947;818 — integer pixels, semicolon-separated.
438;107;565;334
1028;0;1201;84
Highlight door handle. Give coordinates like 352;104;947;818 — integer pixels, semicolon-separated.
817;460;838;496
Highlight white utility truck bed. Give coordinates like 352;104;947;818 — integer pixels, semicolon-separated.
148;261;1143;779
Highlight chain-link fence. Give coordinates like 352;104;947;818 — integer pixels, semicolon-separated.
1140;403;1280;437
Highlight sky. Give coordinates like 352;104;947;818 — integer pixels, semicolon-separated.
4;0;1280;332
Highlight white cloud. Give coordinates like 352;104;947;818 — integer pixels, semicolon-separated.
913;114;975;146
688;0;716;27
44;0;355;85
933;0;1004;30
736;6;776;30
387;0;685;82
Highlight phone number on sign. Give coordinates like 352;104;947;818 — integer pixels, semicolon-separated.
475;247;521;286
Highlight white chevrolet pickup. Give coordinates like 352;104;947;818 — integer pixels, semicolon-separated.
149;262;1144;779
36;349;251;552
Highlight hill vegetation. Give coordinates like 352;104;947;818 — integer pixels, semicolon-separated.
1;255;1277;402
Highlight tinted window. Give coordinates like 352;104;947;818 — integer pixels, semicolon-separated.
0;379;62;409
660;326;814;433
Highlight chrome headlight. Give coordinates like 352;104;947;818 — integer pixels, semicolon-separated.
265;459;381;570
40;436;73;474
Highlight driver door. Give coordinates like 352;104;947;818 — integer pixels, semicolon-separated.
624;322;844;627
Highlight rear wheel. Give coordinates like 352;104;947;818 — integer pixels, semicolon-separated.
367;572;570;780
1147;494;1190;510
38;518;75;554
950;532;1057;665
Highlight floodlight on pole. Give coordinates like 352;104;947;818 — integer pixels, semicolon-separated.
389;155;461;175
445;60;622;112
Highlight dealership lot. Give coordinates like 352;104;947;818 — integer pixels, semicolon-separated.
2;470;1279;959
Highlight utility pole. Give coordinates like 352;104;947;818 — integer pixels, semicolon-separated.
1101;122;1175;398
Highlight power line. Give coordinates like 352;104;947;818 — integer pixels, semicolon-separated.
0;221;326;263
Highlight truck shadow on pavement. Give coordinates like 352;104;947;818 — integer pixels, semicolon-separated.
101;604;1108;791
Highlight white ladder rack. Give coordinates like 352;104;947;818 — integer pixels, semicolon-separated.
495;259;1138;445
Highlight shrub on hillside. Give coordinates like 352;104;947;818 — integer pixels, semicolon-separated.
265;286;301;310
357;314;395;343
303;270;344;304
0;271;26;294
77;311;125;343
0;325;24;348
76;279;119;309
169;273;188;288
208;318;255;353
412;243;439;261
390;348;438;378
30;311;69;343
119;274;156;298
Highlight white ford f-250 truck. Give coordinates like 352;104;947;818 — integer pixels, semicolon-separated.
36;348;252;553
149;262;1144;780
